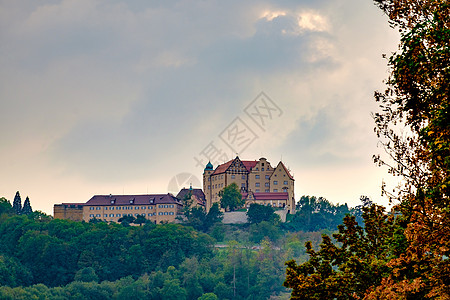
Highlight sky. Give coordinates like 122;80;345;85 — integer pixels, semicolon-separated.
0;0;400;215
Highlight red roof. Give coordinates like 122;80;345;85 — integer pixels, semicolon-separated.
211;160;233;175
85;194;182;206
242;160;258;172
212;158;258;175
242;192;289;201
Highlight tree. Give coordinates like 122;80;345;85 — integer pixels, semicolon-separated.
284;204;406;299
134;215;148;226
246;203;279;224
368;0;450;298
204;203;223;231
12;192;21;215
219;183;244;211
118;215;135;226
0;197;12;215
21;197;32;215
287;196;350;232
74;267;99;283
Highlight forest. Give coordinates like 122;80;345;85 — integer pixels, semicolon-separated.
0;194;365;299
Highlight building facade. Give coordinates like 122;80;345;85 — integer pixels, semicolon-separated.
203;156;295;213
53;203;84;221
82;194;183;224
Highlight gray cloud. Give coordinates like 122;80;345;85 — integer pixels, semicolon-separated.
0;0;400;212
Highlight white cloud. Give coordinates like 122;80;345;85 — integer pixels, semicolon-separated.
297;11;330;32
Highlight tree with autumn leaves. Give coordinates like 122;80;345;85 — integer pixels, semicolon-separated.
285;0;449;299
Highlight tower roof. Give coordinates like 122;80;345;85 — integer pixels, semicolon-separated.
204;161;213;171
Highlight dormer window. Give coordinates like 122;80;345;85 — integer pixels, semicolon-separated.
129;198;135;204
111;199;115;204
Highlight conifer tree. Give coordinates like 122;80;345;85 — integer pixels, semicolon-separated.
22;197;33;215
12;191;22;215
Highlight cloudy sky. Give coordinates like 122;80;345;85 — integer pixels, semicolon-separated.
0;0;400;214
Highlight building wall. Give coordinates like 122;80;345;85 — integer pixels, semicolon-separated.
54;204;84;221
248;158;273;193
82;203;181;224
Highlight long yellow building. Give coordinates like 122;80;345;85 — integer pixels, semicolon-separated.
203;156;295;213
54;193;183;224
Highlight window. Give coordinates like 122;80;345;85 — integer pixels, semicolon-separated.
255;189;260;192
169;212;174;215
90;207;94;210
283;188;288;192
273;189;278;192
142;206;145;209
96;207;101;210
231;175;235;179
104;214;107;217
274;181;278;185
109;214;114;217
284;181;288;185
116;214;121;217
105;207;108;210
255;175;260;179
265;175;270;179
96;214;101;217
265;182;269;187
241;183;245;187
158;212;163;215
89;214;94;217
242;175;245;179
255;182;260;187
265;189;270;192
262;163;264;166
261;168;264;171
208;186;210;189
148;213;152;216
111;207;114;210
135;213;139;216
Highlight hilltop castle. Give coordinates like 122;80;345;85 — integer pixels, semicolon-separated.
203;157;295;213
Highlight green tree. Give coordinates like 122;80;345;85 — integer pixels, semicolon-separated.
284;204;406;299
12;192;21;215
204;203;223;231
134;215;148;226
0;197;12;215
246;203;279;224
74;267;99;283
198;293;219;300
219;183;244;212
21;197;32;215
287;196;350;232
117;215;135;226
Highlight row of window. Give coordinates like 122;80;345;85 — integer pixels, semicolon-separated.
89;211;175;218
230;175;247;179
89;205;175;210
253;188;288;193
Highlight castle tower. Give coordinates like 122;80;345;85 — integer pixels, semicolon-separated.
203;161;214;211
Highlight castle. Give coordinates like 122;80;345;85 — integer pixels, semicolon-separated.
203;156;295;213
